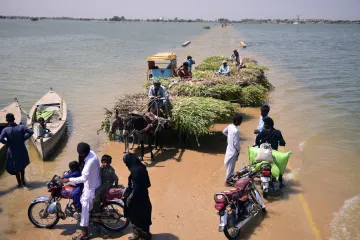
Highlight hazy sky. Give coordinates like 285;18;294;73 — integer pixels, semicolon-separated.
2;0;359;20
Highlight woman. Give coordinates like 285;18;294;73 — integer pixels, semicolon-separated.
0;113;33;187
230;50;243;71
123;153;152;240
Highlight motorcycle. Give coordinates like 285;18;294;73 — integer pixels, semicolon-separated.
214;172;266;239
228;161;280;198
28;175;130;231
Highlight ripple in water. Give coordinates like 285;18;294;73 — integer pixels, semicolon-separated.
330;194;360;240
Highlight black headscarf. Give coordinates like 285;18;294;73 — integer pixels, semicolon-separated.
123;153;151;189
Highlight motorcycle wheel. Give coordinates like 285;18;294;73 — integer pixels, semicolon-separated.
101;201;130;232
28;201;59;228
224;227;241;240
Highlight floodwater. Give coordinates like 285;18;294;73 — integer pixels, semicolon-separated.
0;20;359;239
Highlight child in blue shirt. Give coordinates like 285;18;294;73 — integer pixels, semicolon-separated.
63;161;83;212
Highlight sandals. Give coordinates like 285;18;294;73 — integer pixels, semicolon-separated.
72;235;89;240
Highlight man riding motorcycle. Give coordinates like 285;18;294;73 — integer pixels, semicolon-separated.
61;142;101;240
148;79;171;119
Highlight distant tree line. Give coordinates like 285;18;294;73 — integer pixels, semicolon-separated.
0;15;359;24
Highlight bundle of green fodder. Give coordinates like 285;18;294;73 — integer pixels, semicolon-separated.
99;93;238;139
193;56;272;89
171;97;238;137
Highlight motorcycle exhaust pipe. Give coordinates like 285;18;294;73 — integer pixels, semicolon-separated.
235;215;252;229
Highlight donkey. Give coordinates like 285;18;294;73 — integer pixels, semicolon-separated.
109;109;168;161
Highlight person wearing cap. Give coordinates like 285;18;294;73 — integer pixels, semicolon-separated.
223;113;242;185
176;62;192;80
148;79;171;119
185;56;195;72
217;60;231;76
0;113;33;187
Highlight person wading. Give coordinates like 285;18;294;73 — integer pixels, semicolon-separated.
123;153;152;240
61;142;101;240
223;113;242;185
0;113;33;187
255;117;286;187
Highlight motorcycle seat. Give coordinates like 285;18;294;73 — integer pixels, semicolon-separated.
234;177;252;190
223;188;245;201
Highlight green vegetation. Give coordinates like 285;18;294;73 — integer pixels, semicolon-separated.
100;55;273;140
171;97;238;137
203;26;211;29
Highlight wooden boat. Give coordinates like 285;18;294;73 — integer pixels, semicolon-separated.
240;41;247;48
27;88;67;160
0;101;22;155
182;41;191;47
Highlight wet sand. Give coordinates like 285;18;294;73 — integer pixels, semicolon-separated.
2;108;315;240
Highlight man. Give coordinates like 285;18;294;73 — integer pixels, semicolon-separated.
0;113;33;187
223;113;242;185
254;105;270;135
176;62;192;80
255;117;286;187
61;142;101;240
217;61;230;76
148;79;171;119
37;117;53;139
185;56;195;71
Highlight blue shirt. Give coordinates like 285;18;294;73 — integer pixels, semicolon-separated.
185;59;195;70
257;115;270;132
218;64;230;75
63;169;83;189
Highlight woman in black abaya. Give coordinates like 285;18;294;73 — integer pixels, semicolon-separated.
123;153;152;240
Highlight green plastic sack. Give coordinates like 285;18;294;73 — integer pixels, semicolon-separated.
248;147;292;175
254;161;281;179
36;110;55;121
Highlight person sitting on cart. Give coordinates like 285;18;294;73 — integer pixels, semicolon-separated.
176;62;192;80
148;79;171;119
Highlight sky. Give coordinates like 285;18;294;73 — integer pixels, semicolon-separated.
1;0;359;20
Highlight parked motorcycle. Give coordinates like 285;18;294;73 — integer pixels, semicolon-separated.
227;161;281;198
214;172;266;239
28;175;130;231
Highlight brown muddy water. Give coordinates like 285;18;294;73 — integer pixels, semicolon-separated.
1;21;360;240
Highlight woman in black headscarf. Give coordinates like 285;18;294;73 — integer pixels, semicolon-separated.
123;153;152;240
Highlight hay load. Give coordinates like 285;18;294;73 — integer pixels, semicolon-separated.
99;93;238;139
100;55;272;140
143;56;272;106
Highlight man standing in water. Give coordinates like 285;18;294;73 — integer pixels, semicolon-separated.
62;142;101;240
223;113;242;185
254;105;270;135
0;113;33;187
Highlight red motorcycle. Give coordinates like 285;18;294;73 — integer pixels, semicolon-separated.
28;175;130;232
214;172;266;239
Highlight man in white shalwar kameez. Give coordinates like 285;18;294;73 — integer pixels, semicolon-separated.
223;114;242;185
62;142;101;240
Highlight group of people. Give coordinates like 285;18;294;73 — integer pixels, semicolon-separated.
176;55;195;80
216;49;245;76
0;112;152;240
223;105;286;186
60;143;152;240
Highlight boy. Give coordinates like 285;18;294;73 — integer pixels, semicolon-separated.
63;161;83;213
254;105;270;135
93;155;119;212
